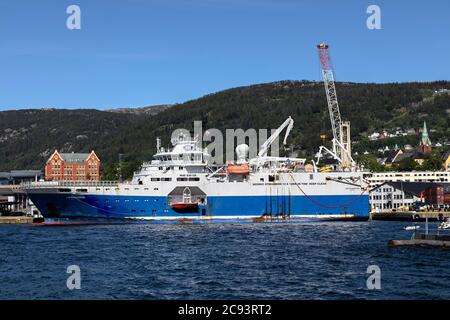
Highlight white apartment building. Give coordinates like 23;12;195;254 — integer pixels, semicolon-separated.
370;182;421;211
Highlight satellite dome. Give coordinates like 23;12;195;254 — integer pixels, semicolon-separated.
235;144;249;163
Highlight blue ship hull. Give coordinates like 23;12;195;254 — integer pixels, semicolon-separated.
28;192;370;222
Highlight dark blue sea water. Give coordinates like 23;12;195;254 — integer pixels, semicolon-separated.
0;221;449;299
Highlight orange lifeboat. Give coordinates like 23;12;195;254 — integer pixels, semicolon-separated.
170;202;199;213
227;163;250;175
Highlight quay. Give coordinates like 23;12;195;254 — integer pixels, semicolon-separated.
0;216;34;224
371;211;450;221
1;170;43;218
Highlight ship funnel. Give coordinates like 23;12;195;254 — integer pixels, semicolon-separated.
235;144;249;163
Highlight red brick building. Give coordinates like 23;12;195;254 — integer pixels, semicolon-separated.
45;150;100;181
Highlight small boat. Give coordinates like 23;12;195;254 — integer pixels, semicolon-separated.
438;220;450;230
404;225;420;231
170;202;199;213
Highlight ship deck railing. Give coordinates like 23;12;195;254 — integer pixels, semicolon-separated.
21;180;120;188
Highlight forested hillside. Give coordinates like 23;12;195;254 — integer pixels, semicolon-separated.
1;80;449;177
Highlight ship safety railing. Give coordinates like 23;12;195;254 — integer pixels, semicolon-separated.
21;180;120;189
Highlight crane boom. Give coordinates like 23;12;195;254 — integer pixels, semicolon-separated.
317;43;342;152
316;43;355;169
258;116;294;158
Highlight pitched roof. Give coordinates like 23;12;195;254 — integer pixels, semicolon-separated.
168;186;206;196
375;181;450;197
385;150;401;163
392;151;415;163
442;150;450;161
59;152;91;163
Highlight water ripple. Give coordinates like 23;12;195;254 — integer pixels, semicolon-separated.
0;221;449;299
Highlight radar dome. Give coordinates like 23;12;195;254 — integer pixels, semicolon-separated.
235;144;249;163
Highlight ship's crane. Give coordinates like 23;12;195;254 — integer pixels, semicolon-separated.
258;116;294;158
316;43;355;170
255;116;294;169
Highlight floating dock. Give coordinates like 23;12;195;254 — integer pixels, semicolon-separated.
388;217;450;247
388;234;450;247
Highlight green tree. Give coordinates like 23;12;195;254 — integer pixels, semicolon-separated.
397;157;418;172
421;152;442;171
354;154;385;172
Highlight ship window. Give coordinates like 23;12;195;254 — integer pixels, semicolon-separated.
177;178;188;181
162;178;172;181
179;167;183;170
309;174;314;180
144;188;149;190
268;175;275;182
58;188;71;192
188;177;199;181
151;178;161;181
76;188;88;192
154;188;158;190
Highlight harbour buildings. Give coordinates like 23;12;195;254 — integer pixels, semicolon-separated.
0;170;42;215
370;182;450;211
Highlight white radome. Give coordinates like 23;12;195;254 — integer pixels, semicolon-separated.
235;144;249;163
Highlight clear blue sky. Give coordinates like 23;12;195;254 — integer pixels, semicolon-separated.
1;0;449;110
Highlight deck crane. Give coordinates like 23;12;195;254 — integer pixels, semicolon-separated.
254;116;294;169
316;43;355;170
